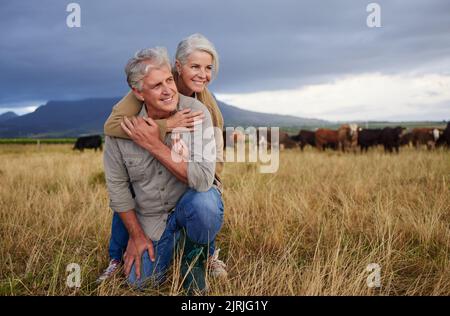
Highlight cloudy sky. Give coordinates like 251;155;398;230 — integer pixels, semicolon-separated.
1;0;449;121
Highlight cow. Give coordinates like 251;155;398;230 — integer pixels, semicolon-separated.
222;129;245;149
222;129;245;148
411;128;441;150
436;122;450;147
256;128;272;149
279;132;299;149
400;131;413;147
222;130;231;148
315;128;339;151
73;135;103;152
337;124;358;152
291;130;315;151
255;129;298;150
379;127;404;153
349;124;359;151
357;128;383;153
232;130;245;143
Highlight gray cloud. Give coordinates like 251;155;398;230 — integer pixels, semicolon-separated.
1;0;450;117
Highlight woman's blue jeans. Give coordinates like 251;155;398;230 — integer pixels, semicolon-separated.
108;187;224;288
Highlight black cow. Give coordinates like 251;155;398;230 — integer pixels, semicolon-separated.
73;135;103;152
379;127;404;153
222;130;232;148
400;131;413;147
358;129;382;153
437;122;450;147
291;130;315;151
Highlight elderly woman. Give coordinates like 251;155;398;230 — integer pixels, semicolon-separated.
97;34;227;283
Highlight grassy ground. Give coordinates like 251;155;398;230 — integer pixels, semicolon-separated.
0;144;449;295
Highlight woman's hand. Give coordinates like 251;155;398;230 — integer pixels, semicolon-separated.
166;108;204;132
171;132;190;162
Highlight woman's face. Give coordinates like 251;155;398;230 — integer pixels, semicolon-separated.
176;50;213;95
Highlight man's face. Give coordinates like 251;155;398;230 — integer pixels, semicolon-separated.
133;65;179;118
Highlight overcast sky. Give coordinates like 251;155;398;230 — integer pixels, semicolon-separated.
1;0;449;121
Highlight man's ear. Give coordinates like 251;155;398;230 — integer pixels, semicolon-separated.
131;87;144;102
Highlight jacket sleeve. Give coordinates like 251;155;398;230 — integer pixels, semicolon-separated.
103;136;136;213
104;91;167;140
186;100;216;192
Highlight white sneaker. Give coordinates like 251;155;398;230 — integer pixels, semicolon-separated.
96;259;121;283
208;249;228;278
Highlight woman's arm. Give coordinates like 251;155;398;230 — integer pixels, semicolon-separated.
104;91;203;140
104;91;147;139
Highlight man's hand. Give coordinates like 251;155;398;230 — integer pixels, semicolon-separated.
167;108;204;132
123;233;155;280
121;116;161;151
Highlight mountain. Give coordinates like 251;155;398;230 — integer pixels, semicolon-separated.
0;98;121;138
0;111;18;123
217;100;327;127
0;97;330;137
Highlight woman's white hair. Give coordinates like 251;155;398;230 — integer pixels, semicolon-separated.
125;47;171;91
175;33;219;79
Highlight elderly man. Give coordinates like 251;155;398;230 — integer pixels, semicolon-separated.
103;47;223;293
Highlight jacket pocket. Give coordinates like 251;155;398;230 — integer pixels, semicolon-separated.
123;156;146;182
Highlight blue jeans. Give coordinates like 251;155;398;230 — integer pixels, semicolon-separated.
108;187;224;288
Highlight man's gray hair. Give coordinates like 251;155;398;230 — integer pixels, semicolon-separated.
125;47;171;91
175;33;219;79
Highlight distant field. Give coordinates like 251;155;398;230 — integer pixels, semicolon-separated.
0;144;449;295
0;138;77;145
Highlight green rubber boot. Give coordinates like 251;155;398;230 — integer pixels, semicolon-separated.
180;230;208;295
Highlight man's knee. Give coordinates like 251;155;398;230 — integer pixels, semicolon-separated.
182;189;223;223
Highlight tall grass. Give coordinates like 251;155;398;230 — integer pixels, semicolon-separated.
0;144;449;295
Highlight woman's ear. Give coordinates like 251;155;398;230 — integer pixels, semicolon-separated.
175;60;182;76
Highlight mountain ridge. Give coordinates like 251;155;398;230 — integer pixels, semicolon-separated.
0;97;329;137
0;111;19;123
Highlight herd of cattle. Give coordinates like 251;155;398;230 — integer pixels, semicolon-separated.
287;123;450;152
224;122;450;153
73;123;450;153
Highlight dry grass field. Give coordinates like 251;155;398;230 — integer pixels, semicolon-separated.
0;144;449;295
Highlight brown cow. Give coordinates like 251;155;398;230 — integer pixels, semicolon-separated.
315;128;339;151
279;132;299;149
412;128;440;150
337;124;358;152
222;129;246;148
